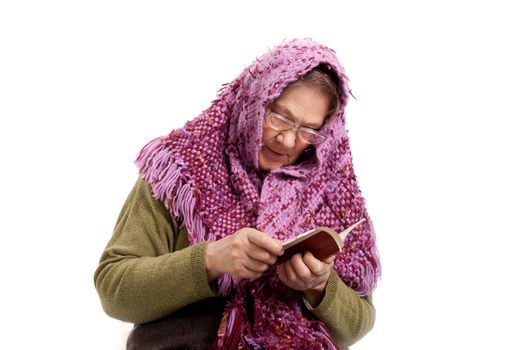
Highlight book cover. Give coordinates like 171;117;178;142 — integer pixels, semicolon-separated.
276;218;366;264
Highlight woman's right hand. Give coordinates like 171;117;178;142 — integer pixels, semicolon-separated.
205;228;284;282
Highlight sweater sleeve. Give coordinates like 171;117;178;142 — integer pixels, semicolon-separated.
94;177;217;324
303;270;376;348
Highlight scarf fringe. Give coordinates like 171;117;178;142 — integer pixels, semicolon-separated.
213;305;244;350
215;293;341;350
136;137;209;242
356;213;381;296
316;326;341;350
136;136;235;296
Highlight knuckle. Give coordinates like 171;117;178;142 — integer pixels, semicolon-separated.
261;252;273;262
258;263;269;272
312;267;324;275
297;270;310;280
287;273;297;283
231;240;243;250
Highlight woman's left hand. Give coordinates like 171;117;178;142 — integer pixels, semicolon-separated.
277;252;335;307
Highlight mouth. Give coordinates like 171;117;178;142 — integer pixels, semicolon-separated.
265;147;288;160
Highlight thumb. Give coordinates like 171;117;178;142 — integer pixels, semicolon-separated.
323;255;336;264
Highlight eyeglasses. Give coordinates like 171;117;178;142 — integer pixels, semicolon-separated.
265;111;327;145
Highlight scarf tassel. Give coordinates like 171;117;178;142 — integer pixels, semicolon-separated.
316;325;341;350
136;137;208;243
136;137;236;296
213;307;245;350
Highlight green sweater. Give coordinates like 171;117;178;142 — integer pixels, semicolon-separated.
94;177;375;348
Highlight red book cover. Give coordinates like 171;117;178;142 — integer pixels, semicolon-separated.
276;227;342;263
276;219;366;264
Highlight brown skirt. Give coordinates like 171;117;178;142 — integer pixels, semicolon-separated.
127;297;226;350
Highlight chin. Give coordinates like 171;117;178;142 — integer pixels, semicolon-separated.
259;163;277;171
258;149;292;171
258;159;285;171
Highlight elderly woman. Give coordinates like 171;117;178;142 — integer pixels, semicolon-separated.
94;38;381;349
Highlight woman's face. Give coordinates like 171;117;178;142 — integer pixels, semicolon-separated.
258;82;330;171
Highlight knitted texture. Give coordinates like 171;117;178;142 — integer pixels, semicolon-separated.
136;38;380;349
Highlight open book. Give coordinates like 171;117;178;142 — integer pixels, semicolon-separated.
276;218;366;263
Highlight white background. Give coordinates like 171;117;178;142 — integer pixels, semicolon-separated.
1;1;524;349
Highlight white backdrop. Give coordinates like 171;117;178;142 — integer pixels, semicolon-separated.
1;1;524;349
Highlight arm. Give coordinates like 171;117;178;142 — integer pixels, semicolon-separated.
94;177;216;324
304;270;375;348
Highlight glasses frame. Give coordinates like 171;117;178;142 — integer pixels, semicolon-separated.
265;110;327;145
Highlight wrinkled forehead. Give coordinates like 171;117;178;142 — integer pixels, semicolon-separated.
269;83;330;129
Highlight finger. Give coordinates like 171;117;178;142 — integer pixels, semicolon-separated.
227;257;263;279
303;252;329;276
246;229;283;256
286;257;323;290
233;258;266;279
246;245;278;265
289;253;312;283
284;259;304;287
239;266;264;280
241;257;270;273
277;264;289;283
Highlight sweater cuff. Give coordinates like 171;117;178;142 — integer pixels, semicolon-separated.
302;269;338;314
189;241;218;298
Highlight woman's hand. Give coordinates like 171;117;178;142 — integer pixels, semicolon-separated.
205;228;283;282
277;252;335;307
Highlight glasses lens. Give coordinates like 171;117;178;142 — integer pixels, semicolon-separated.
299;129;326;144
268;113;293;131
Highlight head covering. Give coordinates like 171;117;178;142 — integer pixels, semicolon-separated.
136;38;380;349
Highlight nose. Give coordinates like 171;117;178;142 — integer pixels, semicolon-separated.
277;129;297;149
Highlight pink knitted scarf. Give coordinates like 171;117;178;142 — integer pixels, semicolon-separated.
136;38;380;349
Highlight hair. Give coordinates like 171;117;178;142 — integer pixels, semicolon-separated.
285;64;341;117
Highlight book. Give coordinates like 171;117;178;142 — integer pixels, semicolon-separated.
276;218;366;263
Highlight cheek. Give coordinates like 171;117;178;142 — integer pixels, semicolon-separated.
261;126;277;145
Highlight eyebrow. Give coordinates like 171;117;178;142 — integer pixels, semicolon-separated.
272;103;323;130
